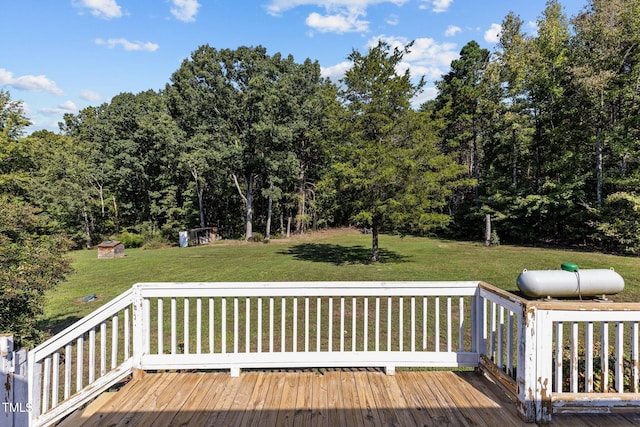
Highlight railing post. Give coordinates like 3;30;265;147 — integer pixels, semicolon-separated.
516;304;536;422
3;335;31;427
1;334;15;427
473;289;486;356
132;284;146;371
516;304;553;423
26;346;41;427
536;309;553;423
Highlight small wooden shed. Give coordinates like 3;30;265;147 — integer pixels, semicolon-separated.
97;241;125;259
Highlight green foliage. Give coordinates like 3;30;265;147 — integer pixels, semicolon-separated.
0;91;33;196
331;41;469;261
248;232;265;243
5;0;640;259
117;230;144;248
0;196;72;347
167;45;334;240
595;192;640;254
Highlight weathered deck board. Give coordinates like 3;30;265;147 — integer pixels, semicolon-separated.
62;369;640;427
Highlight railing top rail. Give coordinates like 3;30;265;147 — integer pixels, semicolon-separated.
478;281;529;313
478;281;529;304
527;299;640;311
478;282;640;314
30;288;133;361
133;281;482;298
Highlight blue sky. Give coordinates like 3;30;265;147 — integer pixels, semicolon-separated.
1;0;587;132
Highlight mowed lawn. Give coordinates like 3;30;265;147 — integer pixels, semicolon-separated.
41;228;640;334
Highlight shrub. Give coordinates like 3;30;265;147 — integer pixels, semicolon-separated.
117;230;144;248
0;196;72;347
595;192;640;254
142;235;171;250
249;232;264;243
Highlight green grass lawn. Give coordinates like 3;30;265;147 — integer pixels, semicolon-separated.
41;228;640;335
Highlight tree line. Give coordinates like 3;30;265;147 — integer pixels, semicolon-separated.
432;0;640;253
3;0;640;257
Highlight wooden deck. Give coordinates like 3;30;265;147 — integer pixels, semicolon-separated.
59;369;640;427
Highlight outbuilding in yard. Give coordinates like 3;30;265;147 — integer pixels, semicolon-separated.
97;241;125;259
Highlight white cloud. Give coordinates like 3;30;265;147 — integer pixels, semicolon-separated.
170;0;201;22
306;12;369;33
80;90;102;102
368;35;459;106
95;38;159;52
419;0;453;13
368;35;458;70
444;25;461;37
266;0;408;16
39;100;78;116
484;23;501;44
0;68;63;95
321;61;352;81
386;14;399;26
267;1;408;34
73;0;122;19
412;86;438;107
322;35;458;108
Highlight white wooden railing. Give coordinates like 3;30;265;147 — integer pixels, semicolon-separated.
476;285;640;423
530;301;640;420
13;281;640;426
26;289;135;427
134;281;482;375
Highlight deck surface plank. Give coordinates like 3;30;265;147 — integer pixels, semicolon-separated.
274;372;300;426
338;371;366;427
220;372;259;427
292;371;314;426
309;370;329;427
255;372;286;427
369;369;420;426
66;369;640;427
239;370;272;427
326;370;347;427
164;373;227;427
148;372;205;426
396;370;452;426
365;370;403;426
200;374;246;427
128;372;195;426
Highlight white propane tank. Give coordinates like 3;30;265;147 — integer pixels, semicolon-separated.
516;264;624;298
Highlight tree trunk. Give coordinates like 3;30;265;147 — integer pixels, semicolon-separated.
112;195;120;233
512;127;518;187
265;194;272;241
596;127;603;208
245;176;253;241
296;189;305;234
82;204;92;249
484;214;491;247
287;216;292;238
280;212;284;236
596;89;605;209
197;185;205;229
472;115;480;205
95;181;105;216
191;167;206;229
297;143;307;235
371;217;380;262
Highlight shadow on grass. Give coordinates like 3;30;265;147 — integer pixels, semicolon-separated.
38;314;84;336
279;243;409;265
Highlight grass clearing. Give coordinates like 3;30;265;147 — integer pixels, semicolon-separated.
41;228;640;335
